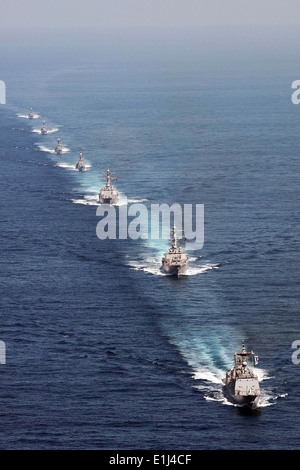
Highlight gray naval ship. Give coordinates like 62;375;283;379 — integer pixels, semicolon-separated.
161;226;188;276
223;341;260;409
75;152;85;171
41;121;48;135
28;108;34;119
54;138;63;155
99;168;119;205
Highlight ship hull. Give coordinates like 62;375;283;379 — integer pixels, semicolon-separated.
162;262;188;276
223;341;260;410
225;387;260;409
76;164;85;171
99;196;119;205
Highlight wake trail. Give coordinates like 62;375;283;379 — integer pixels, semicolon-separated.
32;128;59;134
38;145;70;154
127;255;219;277
17;113;40;119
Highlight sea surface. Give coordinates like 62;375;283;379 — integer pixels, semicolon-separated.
0;27;300;449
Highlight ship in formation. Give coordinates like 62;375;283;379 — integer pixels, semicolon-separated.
54;138;63;155
161;226;188;276
22;105;269;414
75;152;85;171
41;121;48;135
223;341;260;409
99;168;119;205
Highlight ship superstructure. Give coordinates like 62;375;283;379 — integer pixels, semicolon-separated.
41;121;48;135
223;341;260;409
54;138;63;155
75;152;85;171
161;226;188;276
99;168;119;205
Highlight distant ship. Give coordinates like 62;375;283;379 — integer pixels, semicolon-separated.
223;341;260;409
28;108;34;119
54;138;63;155
99;168;119;205
41;121;48;135
161;226;188;276
75;152;85;171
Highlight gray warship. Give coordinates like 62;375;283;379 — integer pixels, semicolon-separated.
75;152;85;171
99;168;119;205
54;138;63;155
41;121;48;135
28;108;34;119
223;341;260;409
161;226;188;276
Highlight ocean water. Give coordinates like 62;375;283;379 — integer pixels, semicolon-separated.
0;27;300;449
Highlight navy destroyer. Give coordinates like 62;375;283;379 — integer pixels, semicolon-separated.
75;152;85;171
223;341;260;409
161;226;188;276
28;108;34;119
41;121;48;135
54;138;63;155
99;168;119;204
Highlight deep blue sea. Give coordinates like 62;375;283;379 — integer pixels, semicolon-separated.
0;27;300;449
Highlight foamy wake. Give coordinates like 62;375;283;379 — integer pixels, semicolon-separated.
38;145;70;154
55;162;91;171
116;197;149;206
127;259;165;276
203;389;287;408
71;195;99;205
70;194;147;206
128;256;219;276
127;198;149;203
38;146;56;154
17;113;40;119
192;366;284;408
32;128;59;134
127;257;219;276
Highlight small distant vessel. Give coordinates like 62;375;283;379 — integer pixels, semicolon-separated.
75;152;85;171
41;121;48;135
99;168;119;205
28;108;34;119
161;226;188;276
54;138;63;155
223;341;260;409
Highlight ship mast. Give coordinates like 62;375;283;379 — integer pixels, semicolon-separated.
171;225;178;249
106;168;112;187
234;340;254;365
